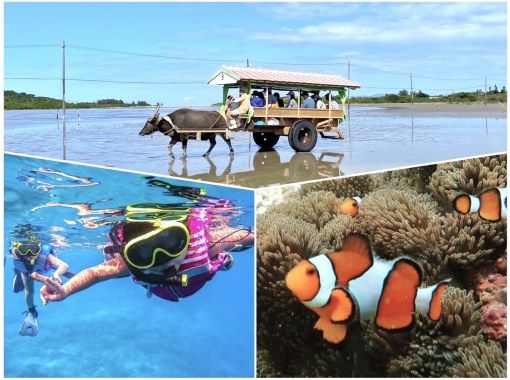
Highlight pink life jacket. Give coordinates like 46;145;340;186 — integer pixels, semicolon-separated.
103;208;227;302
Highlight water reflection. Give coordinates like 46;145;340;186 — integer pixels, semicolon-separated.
168;150;345;188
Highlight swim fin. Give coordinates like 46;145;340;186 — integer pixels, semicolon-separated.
19;311;38;337
13;273;24;293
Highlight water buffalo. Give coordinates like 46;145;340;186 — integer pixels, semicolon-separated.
139;105;234;158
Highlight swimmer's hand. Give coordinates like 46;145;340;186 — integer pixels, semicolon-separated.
31;273;67;305
51;273;63;284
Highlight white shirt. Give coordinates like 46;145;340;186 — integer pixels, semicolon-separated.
316;99;326;109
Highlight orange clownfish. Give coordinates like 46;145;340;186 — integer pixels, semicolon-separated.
339;196;362;217
453;187;507;222
285;234;449;344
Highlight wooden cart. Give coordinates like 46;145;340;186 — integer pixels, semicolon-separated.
208;66;360;152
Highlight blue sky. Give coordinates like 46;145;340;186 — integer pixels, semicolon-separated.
4;2;507;106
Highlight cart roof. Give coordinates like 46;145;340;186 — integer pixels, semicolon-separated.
207;66;360;90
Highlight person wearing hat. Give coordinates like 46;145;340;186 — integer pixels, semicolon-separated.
286;91;298;108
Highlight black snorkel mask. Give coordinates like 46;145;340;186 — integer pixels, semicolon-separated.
12;242;41;266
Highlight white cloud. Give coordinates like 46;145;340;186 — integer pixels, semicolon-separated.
248;2;506;44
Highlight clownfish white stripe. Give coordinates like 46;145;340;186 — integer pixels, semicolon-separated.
468;195;480;213
353;196;362;205
348;256;398;320
499;188;507;219
303;255;337;309
415;285;438;316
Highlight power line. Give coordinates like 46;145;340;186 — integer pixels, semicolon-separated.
68;78;203;84
67;44;243;64
5;44;60;48
5;77;59;80
5;77;204;84
251;60;347;66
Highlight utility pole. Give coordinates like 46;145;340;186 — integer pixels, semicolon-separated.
246;58;249;68
62;40;66;118
484;75;487;106
347;61;351;111
62;40;66;159
410;73;414;108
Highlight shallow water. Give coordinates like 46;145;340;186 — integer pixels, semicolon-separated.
4;106;506;188
3;154;254;378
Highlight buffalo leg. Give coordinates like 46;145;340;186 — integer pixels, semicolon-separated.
168;138;178;159
181;138;188;159
221;133;235;155
203;135;217;157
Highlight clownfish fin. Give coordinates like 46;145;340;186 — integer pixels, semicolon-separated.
314;316;348;344
329;233;373;285
375;258;421;331
330;288;356;324
452;193;476;214
428;282;449;321
479;188;503;222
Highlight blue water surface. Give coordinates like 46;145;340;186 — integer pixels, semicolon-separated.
4;153;255;378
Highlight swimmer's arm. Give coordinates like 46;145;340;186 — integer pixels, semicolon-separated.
32;257;130;302
208;227;254;258
46;254;69;280
62;257;130;297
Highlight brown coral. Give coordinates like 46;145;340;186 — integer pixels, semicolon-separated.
429;154;506;209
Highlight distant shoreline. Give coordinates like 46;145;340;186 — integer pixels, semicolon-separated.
351;101;507;118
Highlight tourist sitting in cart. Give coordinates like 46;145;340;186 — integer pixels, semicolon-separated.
286;91;298;108
250;91;264;107
326;93;341;110
314;95;326;109
227;86;251;129
274;92;284;108
301;91;316;108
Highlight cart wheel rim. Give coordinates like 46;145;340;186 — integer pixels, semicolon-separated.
297;128;312;147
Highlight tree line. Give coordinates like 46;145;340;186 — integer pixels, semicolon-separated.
351;86;507;104
4;90;151;110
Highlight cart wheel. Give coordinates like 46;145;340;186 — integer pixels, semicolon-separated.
288;120;318;152
253;132;280;150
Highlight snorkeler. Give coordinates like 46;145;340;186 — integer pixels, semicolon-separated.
31;203;254;304
10;240;70;336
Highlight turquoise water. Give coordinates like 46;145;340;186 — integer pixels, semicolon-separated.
4;153;255;377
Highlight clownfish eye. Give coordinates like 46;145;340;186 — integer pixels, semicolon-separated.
306;268;317;275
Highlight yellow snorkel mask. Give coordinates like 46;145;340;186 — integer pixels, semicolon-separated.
123;220;190;270
12;241;42;266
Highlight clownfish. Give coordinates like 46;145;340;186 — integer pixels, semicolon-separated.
339;197;362;217
453;187;507;222
285;234;449;344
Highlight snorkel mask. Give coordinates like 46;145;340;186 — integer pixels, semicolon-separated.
123;220;190;270
12;241;41;266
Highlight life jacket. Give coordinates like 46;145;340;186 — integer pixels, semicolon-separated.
12;243;53;276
